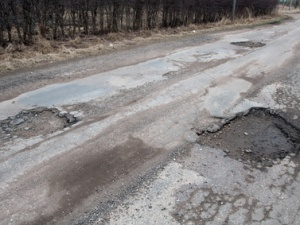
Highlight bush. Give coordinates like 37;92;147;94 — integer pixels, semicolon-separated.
0;0;278;46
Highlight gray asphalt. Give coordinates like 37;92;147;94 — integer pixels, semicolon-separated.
0;14;300;225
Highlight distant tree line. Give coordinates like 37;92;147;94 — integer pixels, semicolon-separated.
0;0;278;46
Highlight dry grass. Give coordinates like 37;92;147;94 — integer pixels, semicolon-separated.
278;6;300;14
0;13;289;75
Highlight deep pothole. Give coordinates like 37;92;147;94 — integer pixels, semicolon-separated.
198;108;300;169
0;107;80;142
231;41;265;48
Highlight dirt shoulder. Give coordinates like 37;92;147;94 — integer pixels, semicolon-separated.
0;14;289;76
0;14;292;104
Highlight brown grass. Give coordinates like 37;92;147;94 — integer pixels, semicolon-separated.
0;13;289;75
278;6;300;14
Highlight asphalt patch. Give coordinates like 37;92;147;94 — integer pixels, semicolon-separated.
0;107;78;143
231;41;265;48
198;108;300;169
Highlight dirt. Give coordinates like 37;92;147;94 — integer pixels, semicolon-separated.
198;108;300;169
0;15;286;76
231;41;266;48
0;107;78;143
21;136;162;225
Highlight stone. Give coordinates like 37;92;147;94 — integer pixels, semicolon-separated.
245;149;252;153
207;124;220;133
70;111;79;115
12;118;25;126
66;115;76;123
183;131;198;143
58;112;67;117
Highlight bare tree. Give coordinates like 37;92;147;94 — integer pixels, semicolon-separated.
0;0;278;46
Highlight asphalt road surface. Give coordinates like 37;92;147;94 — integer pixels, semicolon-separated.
1;14;300;225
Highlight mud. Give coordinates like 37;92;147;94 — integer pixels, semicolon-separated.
198;108;300;168
0;107;78;143
231;41;266;48
23;136;162;225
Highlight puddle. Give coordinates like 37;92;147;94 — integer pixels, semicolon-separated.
0;107;79;143
198;108;300;168
231;41;265;48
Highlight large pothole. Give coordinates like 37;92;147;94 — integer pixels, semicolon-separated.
198;108;300;169
0;107;79;143
231;41;265;48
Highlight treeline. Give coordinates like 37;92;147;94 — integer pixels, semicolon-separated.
0;0;278;46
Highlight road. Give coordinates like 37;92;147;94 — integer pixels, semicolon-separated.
0;14;300;225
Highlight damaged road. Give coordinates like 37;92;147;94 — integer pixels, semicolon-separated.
198;108;300;169
0;107;79;142
1;14;300;225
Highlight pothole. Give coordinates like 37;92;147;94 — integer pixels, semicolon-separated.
0;107;79;142
231;41;265;48
197;108;300;169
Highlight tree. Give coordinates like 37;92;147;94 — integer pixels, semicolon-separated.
0;0;278;46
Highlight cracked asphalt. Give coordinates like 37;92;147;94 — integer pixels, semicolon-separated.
0;14;300;225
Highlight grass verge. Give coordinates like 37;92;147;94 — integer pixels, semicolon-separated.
0;13;291;75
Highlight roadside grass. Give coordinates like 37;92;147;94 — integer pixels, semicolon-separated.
0;13;291;75
279;7;300;14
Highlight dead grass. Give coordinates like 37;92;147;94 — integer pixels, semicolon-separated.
278;7;300;14
0;13;290;75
